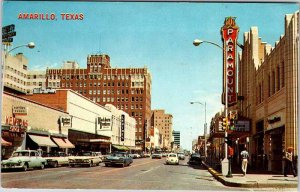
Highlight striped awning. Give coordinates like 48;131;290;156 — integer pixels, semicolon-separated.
52;137;75;148
28;134;58;147
112;144;129;151
1;137;12;146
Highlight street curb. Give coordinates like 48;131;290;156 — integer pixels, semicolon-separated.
203;162;298;188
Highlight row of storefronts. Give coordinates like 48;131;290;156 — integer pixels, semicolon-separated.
207;11;298;173
1;89;138;159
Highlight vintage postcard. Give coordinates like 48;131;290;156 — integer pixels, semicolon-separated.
1;0;299;191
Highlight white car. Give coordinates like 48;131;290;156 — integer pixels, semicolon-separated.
1;150;47;171
166;153;179;165
43;152;69;168
69;151;102;167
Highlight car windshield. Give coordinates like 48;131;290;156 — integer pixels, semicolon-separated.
112;153;125;157
12;152;30;157
169;154;177;157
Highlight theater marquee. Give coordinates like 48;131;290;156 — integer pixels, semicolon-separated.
221;17;239;106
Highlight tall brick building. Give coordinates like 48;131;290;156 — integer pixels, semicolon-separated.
46;54;152;150
151;109;173;150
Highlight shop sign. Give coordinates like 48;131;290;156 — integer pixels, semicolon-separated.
234;120;250;132
98;116;111;130
221;17;239;106
5;116;28;127
12;106;28;115
120;114;125;141
61;117;71;127
5;116;27;136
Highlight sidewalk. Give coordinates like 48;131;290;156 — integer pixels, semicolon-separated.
203;162;298;188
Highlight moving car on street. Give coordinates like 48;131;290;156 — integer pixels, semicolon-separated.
69;151;101;167
103;152;133;167
1;150;47;171
129;153;141;159
177;152;185;160
43;152;69;168
166;153;179;165
151;152;162;159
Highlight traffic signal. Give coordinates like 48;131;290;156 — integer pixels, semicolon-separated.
222;117;228;130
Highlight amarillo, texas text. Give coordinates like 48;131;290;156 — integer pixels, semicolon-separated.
18;13;84;20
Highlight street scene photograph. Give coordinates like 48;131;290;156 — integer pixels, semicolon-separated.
0;1;299;192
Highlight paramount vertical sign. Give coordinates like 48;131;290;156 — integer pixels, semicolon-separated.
221;17;239;106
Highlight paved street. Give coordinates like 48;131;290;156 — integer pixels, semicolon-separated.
1;157;296;191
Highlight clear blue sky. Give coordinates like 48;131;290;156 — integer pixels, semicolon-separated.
3;1;299;150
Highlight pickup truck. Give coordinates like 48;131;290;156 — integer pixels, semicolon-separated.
68;151;101;167
43;152;69;168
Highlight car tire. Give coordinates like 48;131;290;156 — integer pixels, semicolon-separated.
105;163;108;167
23;163;28;171
89;161;93;167
40;163;45;169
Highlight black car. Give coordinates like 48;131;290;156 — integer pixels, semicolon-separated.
187;153;202;166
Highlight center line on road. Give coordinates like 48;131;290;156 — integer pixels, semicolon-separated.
134;165;161;176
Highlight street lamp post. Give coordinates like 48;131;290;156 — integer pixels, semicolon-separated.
193;39;231;176
0;41;35;133
190;101;207;161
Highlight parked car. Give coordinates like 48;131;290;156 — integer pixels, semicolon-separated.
144;153;151;158
187;153;202;166
177;152;185;160
43;152;69;168
1;150;47;171
94;152;104;162
151;152;162;159
166;153;179;165
103;152;133;167
68;151;102;167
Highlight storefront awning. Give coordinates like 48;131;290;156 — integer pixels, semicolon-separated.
52;137;75;148
128;146;142;151
1;137;12;146
112;144;129;151
28;134;58;147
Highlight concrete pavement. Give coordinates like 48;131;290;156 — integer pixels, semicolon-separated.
203;162;298;188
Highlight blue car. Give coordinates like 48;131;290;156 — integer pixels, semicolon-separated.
103;152;133;167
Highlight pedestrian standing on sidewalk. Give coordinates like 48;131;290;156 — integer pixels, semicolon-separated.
240;147;249;176
284;147;297;177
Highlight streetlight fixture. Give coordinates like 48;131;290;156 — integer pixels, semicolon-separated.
193;39;231;177
190;101;207;160
5;42;35;56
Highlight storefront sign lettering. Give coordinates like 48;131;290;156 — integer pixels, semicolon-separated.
12;106;28;115
61;117;71;127
121;114;125;141
98;117;111;129
221;17;239;106
5;116;28;127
